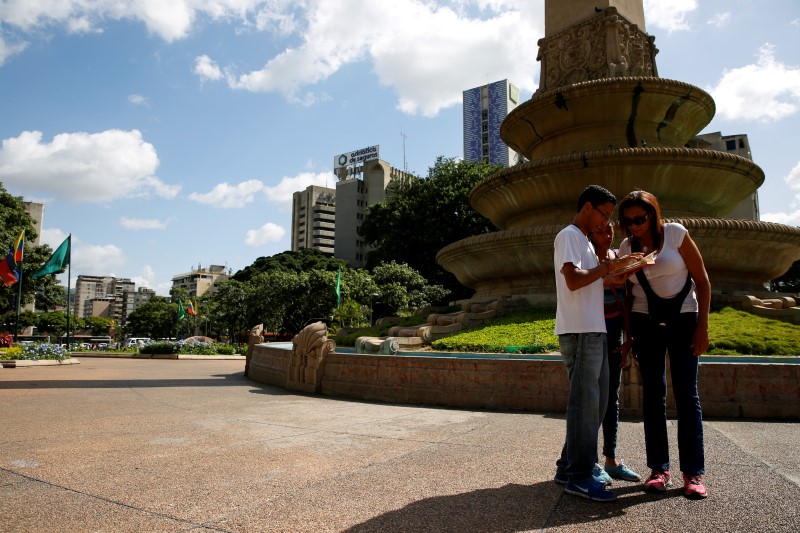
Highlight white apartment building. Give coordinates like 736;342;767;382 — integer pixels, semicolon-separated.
74;275;135;325
291;186;336;255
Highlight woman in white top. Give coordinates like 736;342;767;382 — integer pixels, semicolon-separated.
618;190;711;500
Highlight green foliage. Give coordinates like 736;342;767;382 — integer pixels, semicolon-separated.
0;182;67;314
124;296;179;339
359;157;500;299
233;249;347;282
0;342;71;360
336;306;799;356
139;341;243;355
706;307;800;355
82;316;114;336
432;308;559;354
371;261;450;316
769;260;800;293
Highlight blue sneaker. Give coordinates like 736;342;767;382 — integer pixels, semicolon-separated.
554;470;568;485
593;464;613;486
605;461;642;482
565;478;617;502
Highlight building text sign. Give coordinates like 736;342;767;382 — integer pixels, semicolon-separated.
334;145;380;170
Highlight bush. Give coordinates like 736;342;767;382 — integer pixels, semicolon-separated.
0;334;12;348
0;343;71;361
138;340;243;356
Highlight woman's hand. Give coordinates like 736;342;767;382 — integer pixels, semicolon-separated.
621;337;636;365
692;325;709;357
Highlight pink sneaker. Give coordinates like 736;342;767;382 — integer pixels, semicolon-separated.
683;473;708;499
644;469;672;492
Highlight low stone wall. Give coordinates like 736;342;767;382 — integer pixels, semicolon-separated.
247;343;800;419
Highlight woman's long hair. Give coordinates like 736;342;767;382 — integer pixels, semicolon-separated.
618;190;664;252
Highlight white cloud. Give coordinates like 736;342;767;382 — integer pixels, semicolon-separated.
245;222;285;246
37;229;127;275
761;162;800;226
708;44;800;122
0;29;28;66
194;54;223;81
216;0;540;116
127;93;149;106
0;129;180;203
643;0;697;33
119;217;169;230
188;179;266;208
263;171;331;210
706;11;730;28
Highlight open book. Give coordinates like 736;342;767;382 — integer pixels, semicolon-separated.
607;251;657;277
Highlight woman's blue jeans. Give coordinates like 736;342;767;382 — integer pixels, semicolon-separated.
556;332;609;481
631;312;705;475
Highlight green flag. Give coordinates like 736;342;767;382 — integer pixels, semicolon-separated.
335;268;341;307
32;235;70;279
177;299;186;321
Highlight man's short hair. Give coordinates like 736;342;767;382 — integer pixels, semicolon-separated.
576;185;616;212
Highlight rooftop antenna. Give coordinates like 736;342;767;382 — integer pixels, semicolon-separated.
401;131;407;172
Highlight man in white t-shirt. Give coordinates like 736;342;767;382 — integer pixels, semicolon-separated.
553;185;639;502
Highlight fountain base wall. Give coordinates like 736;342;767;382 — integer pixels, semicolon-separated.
248;343;800;419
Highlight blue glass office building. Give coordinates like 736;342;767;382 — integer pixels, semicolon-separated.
463;79;519;167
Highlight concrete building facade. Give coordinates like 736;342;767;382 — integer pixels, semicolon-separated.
171;264;230;299
463;79;520;167
74;275;135;325
291;186;336;255
23;202;44;246
333;159;413;267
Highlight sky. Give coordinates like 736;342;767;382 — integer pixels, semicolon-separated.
0;0;798;296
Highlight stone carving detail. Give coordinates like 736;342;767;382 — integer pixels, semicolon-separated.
355;336;399;355
244;323;264;377
287;321;336;393
537;7;658;93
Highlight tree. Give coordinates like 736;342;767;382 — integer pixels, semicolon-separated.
769;260;800;293
82;316;114;336
371;261;450;317
124;296;179;339
232;249;347;282
359;157;500;299
206;279;249;342
37;311;68;336
0;182;68;313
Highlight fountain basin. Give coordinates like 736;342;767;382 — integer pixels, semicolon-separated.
436;219;800;302
502;77;715;160
470;148;764;229
247;343;800;419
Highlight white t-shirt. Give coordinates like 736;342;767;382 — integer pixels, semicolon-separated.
554;224;606;335
619;222;699;314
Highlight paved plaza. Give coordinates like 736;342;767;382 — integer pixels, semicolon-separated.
1;357;798;532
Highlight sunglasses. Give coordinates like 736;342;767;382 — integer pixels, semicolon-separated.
621;214;649;227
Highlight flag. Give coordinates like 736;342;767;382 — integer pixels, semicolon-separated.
335;268;341;307
178;299;186;320
185;299;197;316
0;230;25;286
32;235;71;279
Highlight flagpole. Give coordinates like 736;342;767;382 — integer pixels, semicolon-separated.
14;261;23;341
66;235;72;349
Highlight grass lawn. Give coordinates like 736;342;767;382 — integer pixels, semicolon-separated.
338;306;799;356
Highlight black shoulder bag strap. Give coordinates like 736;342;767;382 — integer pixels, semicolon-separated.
635;270;692;327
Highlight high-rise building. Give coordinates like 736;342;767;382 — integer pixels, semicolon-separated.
463;79;520;167
689;132;759;220
171;264;230;298
74;275;135;325
333;158;413;267
291;186;336;255
23;202;44;245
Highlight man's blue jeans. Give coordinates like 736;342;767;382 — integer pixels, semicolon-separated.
631;312;705;475
556;332;609;481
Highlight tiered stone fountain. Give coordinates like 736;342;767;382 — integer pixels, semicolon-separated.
437;2;800;306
